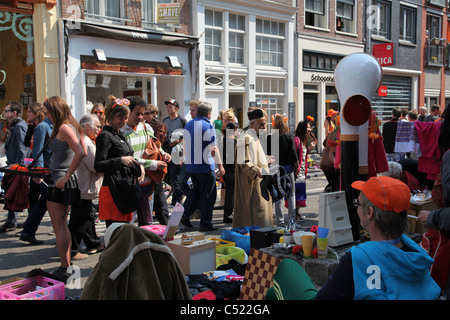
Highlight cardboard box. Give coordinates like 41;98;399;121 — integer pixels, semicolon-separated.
0;277;24;286
407;200;437;234
167;239;216;275
250;227;281;249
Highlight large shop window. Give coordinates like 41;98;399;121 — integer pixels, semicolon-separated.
256;78;284;131
371;75;412;121
0;11;35;108
303;51;343;72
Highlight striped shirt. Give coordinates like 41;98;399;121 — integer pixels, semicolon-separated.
121;122;161;185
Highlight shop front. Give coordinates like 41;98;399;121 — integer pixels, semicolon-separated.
63;21;198;120
298;36;364;151
371;72;419;121
0;9;36;110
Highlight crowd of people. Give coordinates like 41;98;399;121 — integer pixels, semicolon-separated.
0;96;318;279
0;95;448;300
312;103;450;300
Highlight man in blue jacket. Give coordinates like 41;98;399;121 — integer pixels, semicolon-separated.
266;176;442;300
0;101;28;233
180;102;225;231
315;176;441;300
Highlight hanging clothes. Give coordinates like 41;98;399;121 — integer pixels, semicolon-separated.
414;121;442;181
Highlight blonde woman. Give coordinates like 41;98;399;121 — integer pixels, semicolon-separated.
91;102;105;125
43;96;87;282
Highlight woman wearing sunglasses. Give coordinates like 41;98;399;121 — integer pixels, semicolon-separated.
91;102;105;126
94;96;144;228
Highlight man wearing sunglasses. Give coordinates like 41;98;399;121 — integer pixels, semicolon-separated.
0;101;28;233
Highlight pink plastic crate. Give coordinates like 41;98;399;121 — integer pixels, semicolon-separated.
140;224;166;237
0;276;65;300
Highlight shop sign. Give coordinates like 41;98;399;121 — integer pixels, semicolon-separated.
310;74;334;83
372;43;393;66
378;85;387;96
158;3;180;24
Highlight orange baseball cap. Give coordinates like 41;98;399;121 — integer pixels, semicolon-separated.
351;176;410;213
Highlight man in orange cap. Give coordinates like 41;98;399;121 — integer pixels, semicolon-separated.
314;176;441;299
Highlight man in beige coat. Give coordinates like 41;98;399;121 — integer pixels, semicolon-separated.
233;108;273;228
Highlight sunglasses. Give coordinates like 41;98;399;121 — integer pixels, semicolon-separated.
111;98;130;109
93;111;104;115
353;198;361;207
3;109;12;113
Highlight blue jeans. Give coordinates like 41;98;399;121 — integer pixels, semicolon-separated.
178;163;191;196
183;170;216;228
22;182;48;236
168;162;183;205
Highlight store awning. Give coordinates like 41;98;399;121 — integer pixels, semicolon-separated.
65;20;198;49
63;20;200;93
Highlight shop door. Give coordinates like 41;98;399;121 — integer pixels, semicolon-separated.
304;92;318;144
229;93;244;127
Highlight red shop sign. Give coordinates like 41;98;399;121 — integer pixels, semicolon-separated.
372;43;393;66
378;86;387;96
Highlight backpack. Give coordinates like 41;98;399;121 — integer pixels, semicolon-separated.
420;228;450;292
260;166;292;202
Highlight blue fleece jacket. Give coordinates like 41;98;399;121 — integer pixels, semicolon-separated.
351;234;441;300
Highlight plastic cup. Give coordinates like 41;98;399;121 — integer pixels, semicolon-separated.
317;238;328;259
317;227;329;238
302;235;313;257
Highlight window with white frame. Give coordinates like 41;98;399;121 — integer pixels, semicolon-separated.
85;0;125;23
255;19;285;67
229;14;245;64
336;0;356;33
205;9;223;62
256;78;285;123
142;0;172;27
305;0;327;29
370;0;391;39
399;5;416;43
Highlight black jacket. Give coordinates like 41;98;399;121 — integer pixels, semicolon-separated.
94;125;136;187
382;118;399;154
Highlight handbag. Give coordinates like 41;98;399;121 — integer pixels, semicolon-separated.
142;136;167;184
109;174;140;214
109;162;142;214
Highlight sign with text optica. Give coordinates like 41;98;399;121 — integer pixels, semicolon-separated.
158;3;180;24
372;43;393;66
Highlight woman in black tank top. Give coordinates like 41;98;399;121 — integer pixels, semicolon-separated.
42;96;87;282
